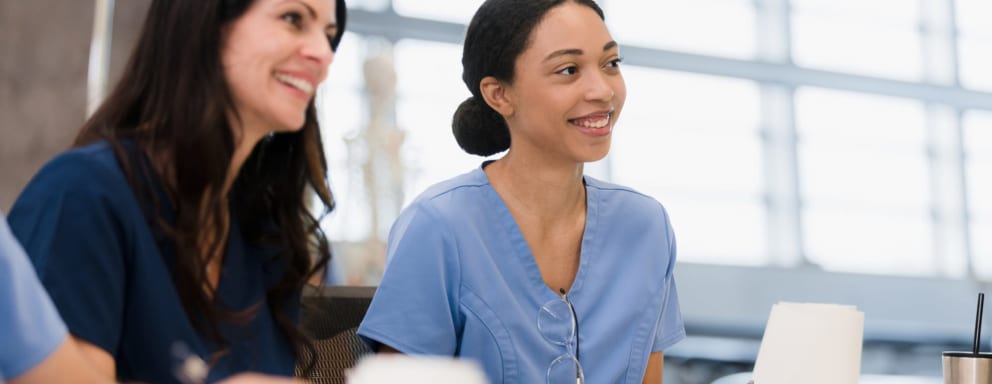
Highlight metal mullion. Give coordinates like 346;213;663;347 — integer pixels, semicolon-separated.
755;0;803;267
920;0;971;278
347;9;992;110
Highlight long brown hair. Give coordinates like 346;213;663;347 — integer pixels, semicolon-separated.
75;0;346;373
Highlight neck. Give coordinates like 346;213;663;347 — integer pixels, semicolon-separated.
485;149;586;222
225;117;268;195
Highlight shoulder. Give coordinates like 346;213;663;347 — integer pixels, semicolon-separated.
0;214;69;378
385;168;492;257
9;141;140;243
24;141;131;199
411;168;489;204
584;176;671;222
404;168;490;220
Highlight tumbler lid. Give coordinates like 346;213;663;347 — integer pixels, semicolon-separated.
942;351;992;358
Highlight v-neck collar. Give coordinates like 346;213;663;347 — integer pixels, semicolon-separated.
472;165;600;302
126;141;243;305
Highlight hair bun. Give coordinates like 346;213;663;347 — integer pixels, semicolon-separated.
451;97;510;157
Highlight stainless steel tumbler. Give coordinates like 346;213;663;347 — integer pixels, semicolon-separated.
943;352;992;384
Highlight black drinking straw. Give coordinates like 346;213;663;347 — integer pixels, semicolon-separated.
974;292;985;355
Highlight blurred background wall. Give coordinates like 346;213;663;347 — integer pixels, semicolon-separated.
1;0;90;210
0;0;149;210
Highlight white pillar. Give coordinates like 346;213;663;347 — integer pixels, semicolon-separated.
86;0;115;117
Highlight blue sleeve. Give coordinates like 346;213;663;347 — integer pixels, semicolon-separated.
358;202;462;355
7;152;130;357
0;212;68;380
653;207;686;351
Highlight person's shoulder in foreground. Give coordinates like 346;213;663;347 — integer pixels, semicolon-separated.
0;210;67;380
0;211;110;383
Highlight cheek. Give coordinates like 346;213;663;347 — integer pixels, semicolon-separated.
224;64;256;105
613;76;627;104
222;47;256;87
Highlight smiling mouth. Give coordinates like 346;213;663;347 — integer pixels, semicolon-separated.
274;72;314;96
569;111;612;129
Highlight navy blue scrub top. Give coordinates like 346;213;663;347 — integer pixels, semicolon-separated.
7;141;296;383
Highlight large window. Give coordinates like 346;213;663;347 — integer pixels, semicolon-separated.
790;0;921;80
318;34;368;242
604;0;756;59
795;88;932;274
612;67;766;265
965;110;992;278
316;0;992;283
392;0;484;24
394;39;479;200
957;0;992;91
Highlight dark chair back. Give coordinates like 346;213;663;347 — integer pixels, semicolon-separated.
296;285;376;384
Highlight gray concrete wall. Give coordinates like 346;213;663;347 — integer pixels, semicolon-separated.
0;0;149;211
0;0;92;211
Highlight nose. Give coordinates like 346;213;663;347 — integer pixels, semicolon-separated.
302;30;335;72
584;70;615;103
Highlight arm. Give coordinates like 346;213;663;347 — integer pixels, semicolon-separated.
218;373;302;383
357;204;461;356
378;345;402;354
9;337;300;384
6;153;130;379
642;351;663;384
8;337;111;384
2;211;113;383
72;336;117;379
644;207;681;384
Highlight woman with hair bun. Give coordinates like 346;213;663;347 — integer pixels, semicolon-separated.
359;0;685;383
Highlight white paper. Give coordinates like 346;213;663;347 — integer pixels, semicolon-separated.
347;354;489;384
752;302;865;384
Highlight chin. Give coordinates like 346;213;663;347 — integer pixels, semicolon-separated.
581;153;609;163
578;143;611;162
273;115;308;133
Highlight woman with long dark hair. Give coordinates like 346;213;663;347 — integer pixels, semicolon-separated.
7;0;345;382
358;0;684;383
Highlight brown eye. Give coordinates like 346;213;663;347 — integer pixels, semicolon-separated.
557;66;578;76
281;12;304;29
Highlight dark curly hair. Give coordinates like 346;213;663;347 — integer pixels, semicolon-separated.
452;0;604;156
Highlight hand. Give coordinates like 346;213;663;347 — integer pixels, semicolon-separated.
217;373;302;384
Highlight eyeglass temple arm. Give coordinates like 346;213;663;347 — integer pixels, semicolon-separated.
559;288;580;362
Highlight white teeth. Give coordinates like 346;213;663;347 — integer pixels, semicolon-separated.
274;73;314;95
574;116;609;128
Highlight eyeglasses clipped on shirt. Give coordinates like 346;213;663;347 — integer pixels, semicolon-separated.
539;288;584;384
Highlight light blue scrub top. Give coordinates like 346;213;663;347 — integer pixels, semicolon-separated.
0;211;67;381
358;166;685;384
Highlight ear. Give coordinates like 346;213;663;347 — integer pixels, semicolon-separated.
479;76;515;118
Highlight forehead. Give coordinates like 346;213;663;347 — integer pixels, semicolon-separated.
524;3;610;55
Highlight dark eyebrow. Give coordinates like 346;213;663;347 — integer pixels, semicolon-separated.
290;0;337;31
543;49;583;63
294;0;317;19
543;41;619;63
